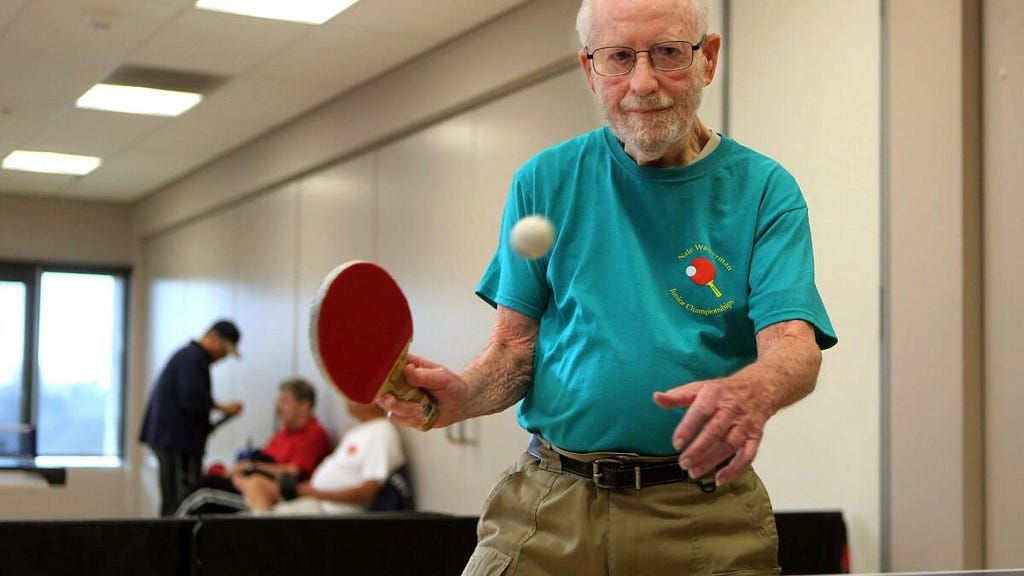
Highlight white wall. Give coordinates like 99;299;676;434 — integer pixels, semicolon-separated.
887;0;987;570
728;1;881;571
0;195;132;266
983;0;1024;568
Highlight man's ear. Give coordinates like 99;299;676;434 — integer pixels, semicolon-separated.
579;48;597;93
700;33;722;86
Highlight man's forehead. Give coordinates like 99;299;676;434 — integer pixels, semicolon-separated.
588;0;697;44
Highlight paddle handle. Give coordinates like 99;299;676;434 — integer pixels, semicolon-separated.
383;343;440;432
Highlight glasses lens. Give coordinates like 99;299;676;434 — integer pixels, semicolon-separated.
650;41;693;71
593;47;635;76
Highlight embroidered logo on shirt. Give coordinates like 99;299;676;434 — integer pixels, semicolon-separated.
669;243;736;316
345;443;359;456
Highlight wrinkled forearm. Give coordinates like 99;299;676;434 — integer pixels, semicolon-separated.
733;320;822;417
458;307;537;420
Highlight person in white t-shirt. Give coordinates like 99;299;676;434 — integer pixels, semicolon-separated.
243;400;405;515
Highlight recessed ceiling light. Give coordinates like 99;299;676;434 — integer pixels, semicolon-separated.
76;83;202;117
194;0;361;25
2;151;102;176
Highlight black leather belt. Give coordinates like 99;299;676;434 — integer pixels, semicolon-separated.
557;454;716;492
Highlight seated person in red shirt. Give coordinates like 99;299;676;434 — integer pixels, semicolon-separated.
209;378;333;494
240;399;405;514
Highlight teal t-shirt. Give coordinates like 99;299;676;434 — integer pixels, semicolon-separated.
477;127;837;456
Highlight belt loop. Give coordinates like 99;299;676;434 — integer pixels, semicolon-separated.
529;434;563;472
635;466;642;490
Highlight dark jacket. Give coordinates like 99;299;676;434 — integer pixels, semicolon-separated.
139;341;215;457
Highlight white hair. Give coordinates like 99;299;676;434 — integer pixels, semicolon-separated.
576;0;710;47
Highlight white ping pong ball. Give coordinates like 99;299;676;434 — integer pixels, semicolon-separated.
510;215;556;260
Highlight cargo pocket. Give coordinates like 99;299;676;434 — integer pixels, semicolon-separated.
462;547;513;576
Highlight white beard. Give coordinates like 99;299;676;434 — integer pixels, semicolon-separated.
603;86;704;162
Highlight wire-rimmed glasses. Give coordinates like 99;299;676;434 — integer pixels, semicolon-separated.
586;36;707;77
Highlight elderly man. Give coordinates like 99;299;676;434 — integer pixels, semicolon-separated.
382;0;837;573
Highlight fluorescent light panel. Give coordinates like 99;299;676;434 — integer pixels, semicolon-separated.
2;151;102;176
76;83;202;117
194;0;361;25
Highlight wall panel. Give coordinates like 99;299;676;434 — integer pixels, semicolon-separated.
983;0;1024;567
0;195;131;265
729;0;882;572
295;155;378;435
206;186;300;464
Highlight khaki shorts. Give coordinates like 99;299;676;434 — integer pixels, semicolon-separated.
462;443;780;576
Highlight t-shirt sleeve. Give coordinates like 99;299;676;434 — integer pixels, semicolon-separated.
476;174;551;319
747;170;837;350
359;425;399;482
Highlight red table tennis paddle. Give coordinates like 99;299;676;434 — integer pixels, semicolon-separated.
310;261;438;431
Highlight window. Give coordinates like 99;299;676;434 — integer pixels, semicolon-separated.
0;280;28;425
0;262;129;465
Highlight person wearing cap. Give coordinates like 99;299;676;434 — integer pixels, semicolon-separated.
140;319;245;516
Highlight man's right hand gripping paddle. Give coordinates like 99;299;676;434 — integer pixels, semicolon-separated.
310;261;439;431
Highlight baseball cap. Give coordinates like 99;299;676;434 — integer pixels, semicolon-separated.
208;320;241;358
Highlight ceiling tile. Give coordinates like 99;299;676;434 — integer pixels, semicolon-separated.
187;76;339;124
0;0;27;29
0;0;187;62
24;108;168;157
134;114;277;160
248;26;427;91
0;168;75;196
129;7;315;76
0;99;61;152
60;150;191;201
334;0;527;39
0;49;112;104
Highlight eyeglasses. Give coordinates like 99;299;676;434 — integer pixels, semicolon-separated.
586;36;707;77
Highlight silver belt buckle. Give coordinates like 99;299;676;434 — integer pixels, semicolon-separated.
591;458;642;490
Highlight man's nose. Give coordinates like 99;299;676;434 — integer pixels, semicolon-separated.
630;53;660;95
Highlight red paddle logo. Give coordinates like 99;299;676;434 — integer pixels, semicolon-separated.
685;257;722;298
670;244;734;316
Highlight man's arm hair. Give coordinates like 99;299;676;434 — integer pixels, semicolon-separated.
458;306;539;420
740;319;822;417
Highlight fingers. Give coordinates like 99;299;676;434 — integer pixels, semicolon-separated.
657;379;765;486
376;393;430;429
681;442;735;481
669;390;715;451
402;360;450;393
652;382;701;409
405;353;441;370
714;438;759;486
